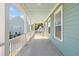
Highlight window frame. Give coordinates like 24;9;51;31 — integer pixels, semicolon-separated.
54;5;63;42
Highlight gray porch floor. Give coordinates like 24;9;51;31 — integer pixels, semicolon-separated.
17;33;62;56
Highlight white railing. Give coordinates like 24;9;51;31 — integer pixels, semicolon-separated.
9;31;35;56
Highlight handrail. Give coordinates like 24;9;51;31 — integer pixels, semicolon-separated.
9;31;34;41
0;31;35;47
9;34;24;41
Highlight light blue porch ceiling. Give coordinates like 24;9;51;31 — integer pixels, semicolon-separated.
23;3;56;24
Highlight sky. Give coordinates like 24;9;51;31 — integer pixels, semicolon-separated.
9;4;23;19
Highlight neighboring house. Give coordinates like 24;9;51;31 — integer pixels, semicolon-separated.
49;3;79;56
9;16;24;36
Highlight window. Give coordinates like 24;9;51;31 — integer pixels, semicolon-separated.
48;22;50;34
48;17;51;34
54;5;63;42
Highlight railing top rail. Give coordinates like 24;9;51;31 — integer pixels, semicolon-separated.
9;32;33;41
9;34;25;41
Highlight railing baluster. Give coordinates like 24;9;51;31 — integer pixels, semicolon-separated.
9;31;35;56
11;40;12;56
12;40;13;56
13;39;14;56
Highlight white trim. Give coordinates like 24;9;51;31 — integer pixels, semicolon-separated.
44;3;60;23
54;5;63;42
55;24;61;26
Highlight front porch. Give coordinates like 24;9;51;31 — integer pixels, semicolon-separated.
16;33;62;56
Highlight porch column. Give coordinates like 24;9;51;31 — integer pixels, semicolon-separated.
0;3;9;56
5;3;9;56
24;15;27;34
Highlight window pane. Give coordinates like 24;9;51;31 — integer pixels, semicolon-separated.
55;26;61;39
55;10;61;39
55;11;61;25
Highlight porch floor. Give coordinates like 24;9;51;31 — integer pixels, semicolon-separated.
17;33;62;56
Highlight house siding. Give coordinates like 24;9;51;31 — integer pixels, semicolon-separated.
50;3;79;56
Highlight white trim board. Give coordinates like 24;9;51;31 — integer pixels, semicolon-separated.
54;5;63;42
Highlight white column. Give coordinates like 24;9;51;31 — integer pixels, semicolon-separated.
24;15;27;34
5;4;9;56
0;3;9;56
27;16;31;32
0;3;5;56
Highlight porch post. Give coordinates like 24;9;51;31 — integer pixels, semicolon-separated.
24;15;27;34
5;3;9;56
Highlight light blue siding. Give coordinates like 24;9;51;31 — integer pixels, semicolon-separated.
50;3;79;56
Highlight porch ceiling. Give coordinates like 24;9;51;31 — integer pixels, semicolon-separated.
22;3;56;24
